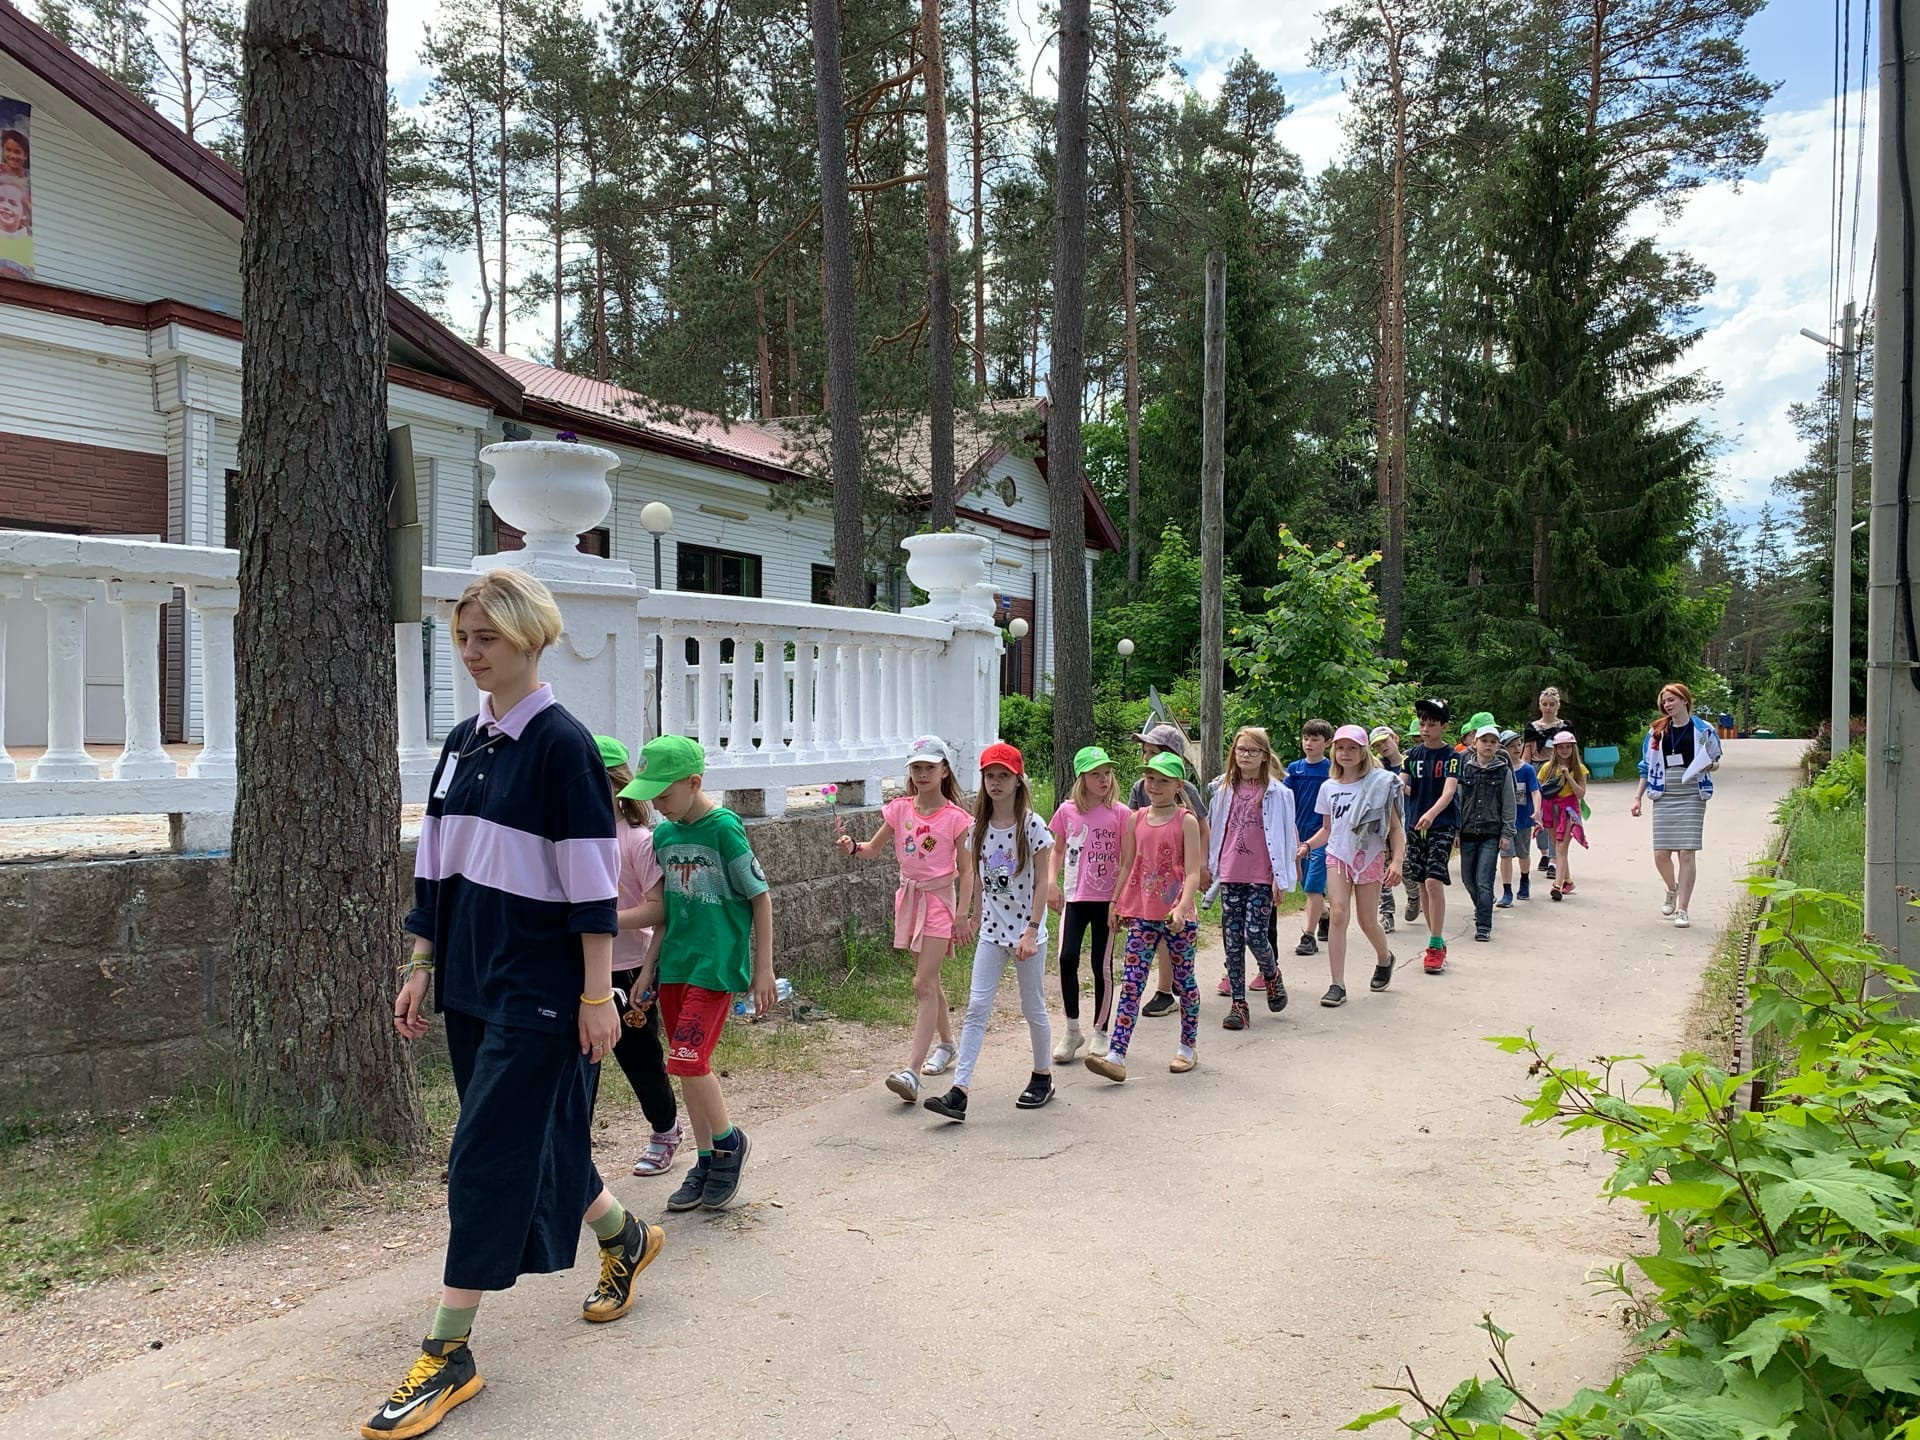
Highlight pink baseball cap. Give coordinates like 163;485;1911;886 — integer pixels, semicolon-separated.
1333;724;1370;747
1551;730;1577;746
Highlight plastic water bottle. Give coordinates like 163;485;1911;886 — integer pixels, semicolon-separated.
733;978;792;1016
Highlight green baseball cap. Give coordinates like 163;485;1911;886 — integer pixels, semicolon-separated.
618;734;706;801
1464;711;1496;734
1145;751;1188;781
1073;745;1114;776
595;735;629;769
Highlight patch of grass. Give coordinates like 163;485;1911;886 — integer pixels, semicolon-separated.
1748;791;1865;1075
0;1087;414;1305
712;1013;826;1073
795;921;974;1028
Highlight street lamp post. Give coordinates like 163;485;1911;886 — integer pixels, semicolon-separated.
640;501;673;736
1117;637;1135;700
1008;616;1029;697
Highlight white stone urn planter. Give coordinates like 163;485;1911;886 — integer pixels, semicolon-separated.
901;531;994;616
479;439;620;566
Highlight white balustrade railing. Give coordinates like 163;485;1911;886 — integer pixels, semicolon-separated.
0;509;1006;839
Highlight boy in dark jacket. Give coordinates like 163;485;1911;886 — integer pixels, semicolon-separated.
1456;724;1516;942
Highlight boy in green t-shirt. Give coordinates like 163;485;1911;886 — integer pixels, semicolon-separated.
621;735;774;1212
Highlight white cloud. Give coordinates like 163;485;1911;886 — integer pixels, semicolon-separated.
1162;0;1324;76
1648;100;1872;510
1276;86;1350;179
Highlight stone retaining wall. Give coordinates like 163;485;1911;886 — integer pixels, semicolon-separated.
0;805;896;1118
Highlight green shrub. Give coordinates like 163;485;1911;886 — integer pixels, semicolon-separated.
998;692;1054;775
1351;881;1920;1439
1805;748;1867;813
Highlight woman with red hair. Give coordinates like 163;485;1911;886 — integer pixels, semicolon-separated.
1631;682;1724;929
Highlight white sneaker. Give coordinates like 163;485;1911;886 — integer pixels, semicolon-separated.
1089;1029;1110;1058
1052;1030;1087;1064
921;1042;957;1076
1673;910;1691;929
1662;887;1678;917
885;1069;921;1102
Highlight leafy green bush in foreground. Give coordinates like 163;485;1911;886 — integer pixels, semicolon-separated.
1350;881;1920;1439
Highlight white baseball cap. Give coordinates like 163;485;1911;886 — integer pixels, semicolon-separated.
901;734;953;768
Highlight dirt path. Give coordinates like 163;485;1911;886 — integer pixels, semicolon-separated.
8;740;1802;1439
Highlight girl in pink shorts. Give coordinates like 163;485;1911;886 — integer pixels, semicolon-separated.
837;735;976;1102
1296;725;1407;1008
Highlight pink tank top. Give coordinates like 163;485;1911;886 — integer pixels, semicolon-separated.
1114;808;1188;921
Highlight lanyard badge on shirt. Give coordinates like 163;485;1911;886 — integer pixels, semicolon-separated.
433;730;503;800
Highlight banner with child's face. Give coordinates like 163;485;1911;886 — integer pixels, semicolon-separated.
0;97;31;281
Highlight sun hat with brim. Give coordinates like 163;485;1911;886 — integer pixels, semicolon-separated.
1073;745;1114;776
1144;752;1188;781
979;741;1024;775
1474;724;1500;740
618;733;705;801
901;734;953;769
1134;722;1187;751
1551;730;1577;747
1332;724;1370;747
595;735;629;769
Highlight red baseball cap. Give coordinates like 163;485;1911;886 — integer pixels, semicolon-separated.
978;741;1024;775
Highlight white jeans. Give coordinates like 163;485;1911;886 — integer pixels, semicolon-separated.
954;937;1053;1089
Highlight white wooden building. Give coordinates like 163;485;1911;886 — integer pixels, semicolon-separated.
0;5;1117;746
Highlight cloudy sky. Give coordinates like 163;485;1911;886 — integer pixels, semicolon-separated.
386;1;1859;526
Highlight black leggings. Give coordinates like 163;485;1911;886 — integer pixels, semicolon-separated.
589;992;678;1135
1059;900;1114;1027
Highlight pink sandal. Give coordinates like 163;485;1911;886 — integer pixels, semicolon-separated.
632;1124;682;1177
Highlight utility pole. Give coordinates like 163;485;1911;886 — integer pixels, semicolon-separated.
1199;250;1225;793
1800;302;1861;755
1866;0;1920;969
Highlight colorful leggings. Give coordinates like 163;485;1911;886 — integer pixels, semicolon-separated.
1220;882;1277;1003
1109;917;1199;1060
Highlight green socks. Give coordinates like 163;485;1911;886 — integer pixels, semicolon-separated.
430;1302;478;1342
587;1199;628;1242
1430;934;1444;948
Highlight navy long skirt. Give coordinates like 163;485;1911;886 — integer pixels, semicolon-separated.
442;1008;603;1292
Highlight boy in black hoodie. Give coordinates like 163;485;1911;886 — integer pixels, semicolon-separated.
1456;724;1516;942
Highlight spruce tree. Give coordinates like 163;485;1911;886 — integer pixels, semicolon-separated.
1434;83;1714;746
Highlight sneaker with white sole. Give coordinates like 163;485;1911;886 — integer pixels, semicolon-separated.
1673;910;1691;929
886;1068;922;1102
921;1042;957;1077
1052;1030;1087;1064
1089;1028;1110;1057
1662;887;1678;917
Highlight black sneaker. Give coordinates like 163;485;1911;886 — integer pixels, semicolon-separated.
1222;1000;1249;1031
1381;905;1396;935
666;1155;710;1212
1320;983;1348;1008
582;1213;664;1323
1015;1074;1054;1109
1405;895;1421;923
1141;990;1176;1017
701;1129;750;1209
1370;952;1396;991
924;1087;969;1121
1264;971;1287;1012
1317;915;1330;942
362;1337;483;1439
1474;929;1491;942
1294;932;1318;957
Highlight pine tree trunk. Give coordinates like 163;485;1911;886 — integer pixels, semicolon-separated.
495;0;509;353
231;0;425;1152
466;107;493;348
1112;0;1142;594
968;0;988;393
811;0;865;604
922;0;957;530
755;282;775;419
1047;0;1094;804
176;11;197;140
1377;5;1409;658
552;123;564;367
1584;0;1608;136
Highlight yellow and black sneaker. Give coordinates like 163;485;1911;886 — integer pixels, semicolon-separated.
582;1213;665;1323
361;1336;483;1439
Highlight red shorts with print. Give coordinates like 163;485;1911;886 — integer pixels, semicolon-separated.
657;983;730;1077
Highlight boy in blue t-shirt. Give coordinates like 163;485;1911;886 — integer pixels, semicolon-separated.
1284;719;1335;956
1403;698;1463;974
1497;731;1541;907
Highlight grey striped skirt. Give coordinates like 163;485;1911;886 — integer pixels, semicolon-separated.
1651;775;1707;851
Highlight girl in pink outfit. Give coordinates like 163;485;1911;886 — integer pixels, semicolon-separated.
837;735;976;1102
1046;744;1130;1062
1086;751;1205;1082
596;737;681;1178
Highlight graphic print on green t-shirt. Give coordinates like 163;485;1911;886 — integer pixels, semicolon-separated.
653;806;769;994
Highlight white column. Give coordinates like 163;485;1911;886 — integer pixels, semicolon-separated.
730;631;758;755
761;632;790;755
816;637;842;755
395;621;437;783
693;630;722;752
0;577;20;781
910;648;932;739
890;646;912;744
792;634;817;753
32;576;102;782
859;644;882;755
838;640;862;749
108;580;177;781
187;586;238;779
661;622;682;739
